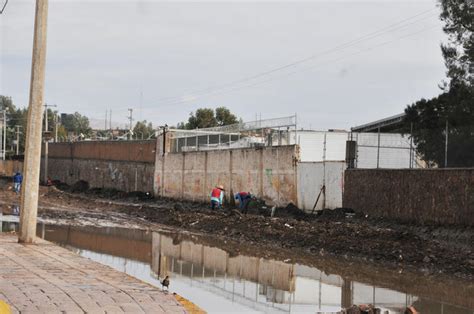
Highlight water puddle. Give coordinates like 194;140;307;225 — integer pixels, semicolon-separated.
1;217;473;313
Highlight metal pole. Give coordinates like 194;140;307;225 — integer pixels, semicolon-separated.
42;104;55;183
54;113;58;142
294;113;297;144
162;127;167;156
128;108;133;140
15;125;20;155
444;120;448;168
2;110;6;160
44;105;48;184
376;127;381;168
19;0;49;244
409;123;413;168
323;132;327;209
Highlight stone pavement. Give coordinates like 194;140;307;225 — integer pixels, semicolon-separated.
0;234;187;313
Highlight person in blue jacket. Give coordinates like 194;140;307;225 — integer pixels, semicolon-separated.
235;191;252;213
13;172;23;194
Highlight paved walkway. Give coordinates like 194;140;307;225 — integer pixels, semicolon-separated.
0;234;187;313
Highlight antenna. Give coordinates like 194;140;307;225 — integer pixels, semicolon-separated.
128;108;134;140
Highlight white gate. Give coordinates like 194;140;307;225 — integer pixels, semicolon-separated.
297;161;345;212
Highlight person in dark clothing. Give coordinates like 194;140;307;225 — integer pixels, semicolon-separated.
235;191;252;213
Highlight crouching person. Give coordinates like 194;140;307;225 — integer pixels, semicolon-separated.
235;191;252;213
210;185;225;210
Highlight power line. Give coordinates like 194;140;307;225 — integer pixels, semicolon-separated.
148;8;437;104
150;24;440;108
0;0;8;14
59;8;439;115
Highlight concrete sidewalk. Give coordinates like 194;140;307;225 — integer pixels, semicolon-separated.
0;234;187;314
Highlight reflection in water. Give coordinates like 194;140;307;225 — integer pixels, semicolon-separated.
150;233;428;313
0;218;473;313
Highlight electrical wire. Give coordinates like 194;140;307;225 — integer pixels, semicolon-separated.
0;0;8;14
29;8;439;117
147;8;438;104
147;24;441;108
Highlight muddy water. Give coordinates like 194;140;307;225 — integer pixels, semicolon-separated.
1;217;473;314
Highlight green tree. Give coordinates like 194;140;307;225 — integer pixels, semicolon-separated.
215;107;238;126
439;0;473;87
404;84;474;167
402;2;474;167
133;120;155;139
56;124;68;141
185;108;217;129
61;112;92;136
0;96;28;155
181;107;239;129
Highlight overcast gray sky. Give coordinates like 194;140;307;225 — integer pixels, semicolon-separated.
1;0;447;130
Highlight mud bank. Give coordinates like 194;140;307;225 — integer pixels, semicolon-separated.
1;182;473;281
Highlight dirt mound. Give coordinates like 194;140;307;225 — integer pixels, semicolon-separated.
126;191;154;201
316;207;358;219
71;180;89;193
276;203;311;220
53;180;154;201
87;187;125;198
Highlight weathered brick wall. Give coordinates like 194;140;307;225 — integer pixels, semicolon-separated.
343;169;474;225
0;160;23;176
46;140;156;162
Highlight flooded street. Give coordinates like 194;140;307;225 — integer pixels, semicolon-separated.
1;215;472;314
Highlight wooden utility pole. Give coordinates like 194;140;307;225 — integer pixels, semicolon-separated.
19;0;49;244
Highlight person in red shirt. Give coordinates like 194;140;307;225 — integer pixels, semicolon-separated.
210;185;224;210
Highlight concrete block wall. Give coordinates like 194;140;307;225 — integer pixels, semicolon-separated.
44;141;156;192
343;169;474;225
154;145;299;206
45;158;155;192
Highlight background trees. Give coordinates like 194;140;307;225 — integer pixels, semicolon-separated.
404;84;473;167
178;107;239;129
61;112;92;137
402;0;473;167
439;0;473;87
0;96;27;155
133;120;155;139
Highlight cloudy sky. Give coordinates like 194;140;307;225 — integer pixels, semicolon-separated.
1;0;447;130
